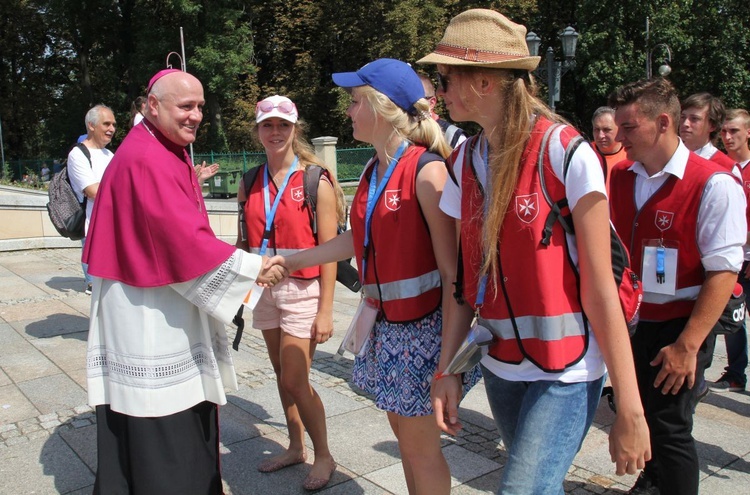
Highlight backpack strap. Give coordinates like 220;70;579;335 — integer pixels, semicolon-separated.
302;165;324;235
237;165;263;244
73;143;92;208
453;135;480;305
538;124;583;246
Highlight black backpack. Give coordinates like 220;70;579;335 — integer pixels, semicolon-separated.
47;144;91;240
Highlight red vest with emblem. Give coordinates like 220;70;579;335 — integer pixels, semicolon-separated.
459;117;589;373
609;153;729;321
350;145;442;322
244;166;320;279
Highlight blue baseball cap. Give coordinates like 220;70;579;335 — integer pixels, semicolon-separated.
332;58;425;114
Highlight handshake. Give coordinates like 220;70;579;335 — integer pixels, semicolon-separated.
257;255;294;287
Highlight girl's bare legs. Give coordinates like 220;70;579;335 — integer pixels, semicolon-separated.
387;411;450;495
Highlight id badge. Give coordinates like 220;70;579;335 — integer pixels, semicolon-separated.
641;240;678;295
443;318;493;375
341;297;379;357
242;283;265;311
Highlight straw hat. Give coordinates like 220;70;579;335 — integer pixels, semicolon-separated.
417;9;540;71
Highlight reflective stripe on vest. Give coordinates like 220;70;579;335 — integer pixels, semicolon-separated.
479;312;586;341
642;285;701;305
363;269;441;301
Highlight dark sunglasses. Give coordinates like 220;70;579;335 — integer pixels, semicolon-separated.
436;73;451;93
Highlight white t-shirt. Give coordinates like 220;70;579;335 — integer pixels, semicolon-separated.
440;126;608;383
67;145;114;234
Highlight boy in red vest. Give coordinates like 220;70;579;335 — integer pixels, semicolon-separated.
608;78;746;495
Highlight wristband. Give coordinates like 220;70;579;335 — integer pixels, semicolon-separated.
434;371;459;381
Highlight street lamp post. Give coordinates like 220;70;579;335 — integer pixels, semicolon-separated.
646;43;672;79
526;26;579;111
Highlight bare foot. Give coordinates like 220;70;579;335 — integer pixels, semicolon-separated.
257;449;307;473
303;455;336;490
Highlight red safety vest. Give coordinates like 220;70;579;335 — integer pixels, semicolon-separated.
610;153;731;321
350;146;442;322
244;166;320;279
709;149;737;172
741;163;750;227
459;117;589;372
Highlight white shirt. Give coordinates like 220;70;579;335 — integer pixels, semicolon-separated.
628;141;745;273
67;144;114;234
441;126;608;383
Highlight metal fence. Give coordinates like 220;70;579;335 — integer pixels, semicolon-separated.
336;147;374;182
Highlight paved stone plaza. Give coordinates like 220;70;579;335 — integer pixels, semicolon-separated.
1;248;749;494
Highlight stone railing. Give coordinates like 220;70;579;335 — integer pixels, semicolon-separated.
0;137;341;252
0;185;239;252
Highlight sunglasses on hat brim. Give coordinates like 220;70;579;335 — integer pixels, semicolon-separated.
256;100;297;115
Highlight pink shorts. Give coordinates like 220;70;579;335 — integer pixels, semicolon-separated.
251;278;320;338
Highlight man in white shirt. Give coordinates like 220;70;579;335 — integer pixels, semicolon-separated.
710;109;750;393
679;92;736;171
66;104;116;294
608;78;745;495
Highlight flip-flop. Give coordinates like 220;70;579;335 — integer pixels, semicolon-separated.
257;454;307;473
302;462;337;491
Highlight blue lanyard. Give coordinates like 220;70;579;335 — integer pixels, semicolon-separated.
260;156;299;255
361;142;408;281
476;136;490;309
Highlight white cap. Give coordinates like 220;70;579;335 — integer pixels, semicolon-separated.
255;95;299;124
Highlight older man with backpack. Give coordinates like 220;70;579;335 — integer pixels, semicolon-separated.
66;104;116;294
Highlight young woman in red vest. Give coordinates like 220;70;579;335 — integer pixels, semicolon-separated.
417;9;651;493
266;59;481;494
236;95;345;490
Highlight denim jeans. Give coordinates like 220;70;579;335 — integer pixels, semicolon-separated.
81;237;92;286
481;365;605;495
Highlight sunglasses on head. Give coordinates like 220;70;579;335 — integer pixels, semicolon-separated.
436;73;451;93
256;100;297;114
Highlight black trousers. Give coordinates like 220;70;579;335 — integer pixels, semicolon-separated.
93;402;223;495
632;318;715;495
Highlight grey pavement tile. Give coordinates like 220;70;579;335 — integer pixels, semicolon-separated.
699;457;750;494
30;333;88;373
0;433;94;494
324;407;401;476
361;462;410;494
0;341;62;383
0;367;10;387
450;468;503;494
58;423;97;472
62;294;94;316
317;477;394;494
13;311;89;340
17;373;87;415
0;383;41;423
229;381;367;429
220;399;276;446
443;443;501;486
0;298;82;323
66;368;88;391
220;431;352;495
0;278;49;301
